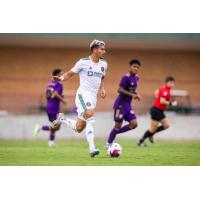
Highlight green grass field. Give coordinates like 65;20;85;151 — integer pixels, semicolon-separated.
0;139;200;166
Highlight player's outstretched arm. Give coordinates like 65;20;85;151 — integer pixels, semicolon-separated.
53;70;76;81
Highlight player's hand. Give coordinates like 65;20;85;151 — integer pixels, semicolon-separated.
133;94;142;101
171;100;178;106
100;88;106;99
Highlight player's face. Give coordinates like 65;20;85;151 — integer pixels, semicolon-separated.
167;81;175;88
94;45;106;59
130;64;140;75
55;71;63;81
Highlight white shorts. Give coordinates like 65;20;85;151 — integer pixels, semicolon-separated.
75;90;97;119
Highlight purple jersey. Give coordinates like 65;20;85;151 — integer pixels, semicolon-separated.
46;80;63;114
113;73;139;110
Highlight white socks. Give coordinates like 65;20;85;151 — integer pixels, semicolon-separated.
61;115;96;152
61;118;77;132
85;117;95;152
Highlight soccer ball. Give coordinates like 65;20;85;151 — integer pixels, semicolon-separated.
107;143;122;158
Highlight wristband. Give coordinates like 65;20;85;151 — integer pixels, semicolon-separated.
60;76;64;81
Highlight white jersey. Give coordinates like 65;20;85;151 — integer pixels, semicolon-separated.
71;56;108;97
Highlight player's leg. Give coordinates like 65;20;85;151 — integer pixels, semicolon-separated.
138;119;159;145
48;113;60;147
148;112;169;143
51;93;87;132
52;113;78;131
106;108;124;147
33;113;54;135
107;110;137;148
83;109;100;157
107;121;123;147
117;110;138;133
48;125;60;147
160;117;170;129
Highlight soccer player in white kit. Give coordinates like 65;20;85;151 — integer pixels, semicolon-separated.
52;39;108;157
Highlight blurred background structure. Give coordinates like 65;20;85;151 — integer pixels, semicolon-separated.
0;33;200;140
0;33;200;115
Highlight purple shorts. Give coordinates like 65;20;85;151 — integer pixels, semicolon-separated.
114;108;136;122
47;113;58;122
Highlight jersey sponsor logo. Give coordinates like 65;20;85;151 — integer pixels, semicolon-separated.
87;71;103;77
88;71;93;76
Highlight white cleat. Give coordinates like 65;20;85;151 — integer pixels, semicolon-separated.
48;141;58;148
51;113;65;128
90;148;100;157
33;124;40;136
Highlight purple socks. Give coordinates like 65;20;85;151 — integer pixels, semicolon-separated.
107;125;134;144
41;125;50;131
50;133;55;141
41;125;55;142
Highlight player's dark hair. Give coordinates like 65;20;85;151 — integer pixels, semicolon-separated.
129;59;141;66
165;76;175;83
52;69;62;76
90;45;99;52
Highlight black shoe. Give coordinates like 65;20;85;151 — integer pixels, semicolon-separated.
137;141;147;147
149;136;154;143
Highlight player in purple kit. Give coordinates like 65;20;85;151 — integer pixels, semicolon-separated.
33;69;66;147
106;59;142;148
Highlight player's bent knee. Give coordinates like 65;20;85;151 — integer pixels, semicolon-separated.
51;125;60;131
129;121;138;129
76;125;84;133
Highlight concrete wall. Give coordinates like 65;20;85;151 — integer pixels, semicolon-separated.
0;113;199;140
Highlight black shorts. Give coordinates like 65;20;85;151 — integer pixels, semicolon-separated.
150;106;166;121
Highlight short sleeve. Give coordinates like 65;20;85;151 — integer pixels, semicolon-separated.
71;59;83;73
54;83;63;94
160;88;168;98
119;75;128;89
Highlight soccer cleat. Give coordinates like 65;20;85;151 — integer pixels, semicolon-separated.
33;123;40;136
137;141;147;147
90;148;100;157
104;143;112;150
149;136;154;143
48;141;58;147
51;113;65;128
